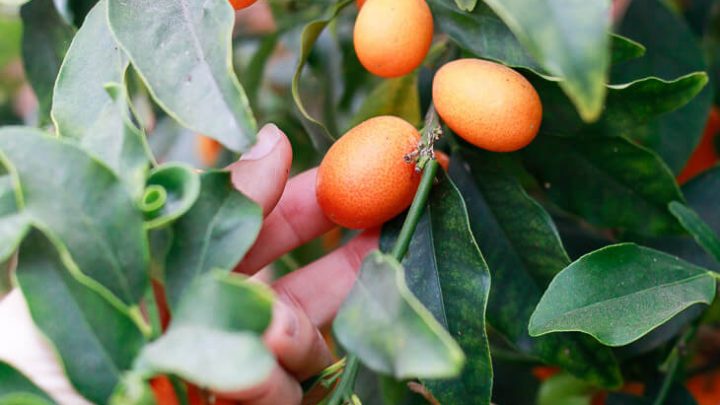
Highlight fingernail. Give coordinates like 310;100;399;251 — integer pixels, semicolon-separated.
275;302;298;337
240;124;282;161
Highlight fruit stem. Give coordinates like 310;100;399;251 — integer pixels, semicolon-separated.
652;325;697;405
391;159;439;260
143;284;163;340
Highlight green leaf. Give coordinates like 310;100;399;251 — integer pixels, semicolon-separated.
349;73;421;129
20;0;75;124
450;151;622;388
429;0;639;75
334;250;465;380
16;228;146;404
0;361;54;405
0;214;29;262
523;134;685;236
0;176;17;216
611;35;645;64
612;0;713;173
107;0;256;152
380;172;492;404
538;73;709;139
480;0;611;121
537;373;597;405
454;0;477;12
529;243;717;346
669;201;720;263
52;0;148;198
164;170;262;309
0;127;149;304
135;272;275;392
142;164;200;229
53;0;99;26
291;0;352;148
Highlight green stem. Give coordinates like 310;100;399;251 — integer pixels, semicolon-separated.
143;284;163;340
169;376;190;405
391;160;439;261
325;355;360;405
653;325;697;405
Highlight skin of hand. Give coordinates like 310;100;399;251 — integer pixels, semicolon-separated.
0;124;379;405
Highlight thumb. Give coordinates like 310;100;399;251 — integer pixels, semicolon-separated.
229;124;293;216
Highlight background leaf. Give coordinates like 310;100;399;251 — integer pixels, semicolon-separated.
450;150;622;388
538;73;708;139
523;134;685;236
135;271;275;392
0;127;149;304
529;243;717;346
164;170;262;309
669;201;720;262
349;73;421;129
381;171;493;404
52;0;148;198
334;250;466;380
16;228;146;404
612;0;714;173
20;0;75;124
291;0;352;148
107;0;256;152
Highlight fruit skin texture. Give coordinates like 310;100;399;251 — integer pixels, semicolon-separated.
317;116;422;229
433;58;543;152
197;134;222;167
357;0;365;8
229;0;257;10
677;106;720;184
353;0;433;78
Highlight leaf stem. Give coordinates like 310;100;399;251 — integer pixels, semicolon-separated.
169;376;190;405
652;325;697;405
324;355;360;405
143;284;163;340
391;160;439;261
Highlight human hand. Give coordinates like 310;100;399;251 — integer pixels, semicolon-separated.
0;124;379;405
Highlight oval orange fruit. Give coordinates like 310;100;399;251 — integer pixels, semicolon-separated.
353;0;433;78
316;116;422;229
433;58;543;152
229;0;257;10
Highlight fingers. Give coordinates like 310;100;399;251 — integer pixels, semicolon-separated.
273;229;379;328
235;169;336;275
263;300;334;381
230;124;293;216
220;366;302;405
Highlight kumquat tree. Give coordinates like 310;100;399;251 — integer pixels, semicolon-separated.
2;0;720;404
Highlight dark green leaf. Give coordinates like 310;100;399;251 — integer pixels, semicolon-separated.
107;0;256;152
537;373;596;405
20;0;75;124
0;127;149;304
164;170;262;309
291;0;352;148
523;134;685;236
450;151;622;388
334;250;465;379
0;214;29;262
52;0;148;198
611;35;645;64
381;172;492;404
135;272;275;392
480;0;611;121
0;361;54;405
612;0;714;173
143;164;200;229
538;73;709;139
16;228;146;404
529;244;717;346
669;201;720;263
349;73;421;129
